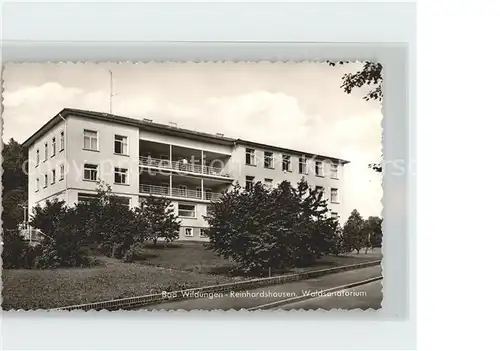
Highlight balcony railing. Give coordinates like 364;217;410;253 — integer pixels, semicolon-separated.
139;183;223;201
139;156;230;178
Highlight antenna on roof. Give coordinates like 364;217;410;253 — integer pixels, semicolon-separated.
143;118;153;123
216;133;224;137
109;70;115;114
168;121;178;128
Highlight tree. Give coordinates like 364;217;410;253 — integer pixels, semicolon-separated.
29;199;69;238
2;138;28;230
2;188;28;230
2;138;28;192
138;194;180;246
364;216;383;249
342;209;366;254
327;61;383;173
204;179;342;276
327;61;383;102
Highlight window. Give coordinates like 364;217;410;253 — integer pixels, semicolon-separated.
264;178;273;189
83;163;98;181
51;137;56;157
299;156;307;174
114;135;128;155
330;163;339;179
184;227;194;237
204;188;212;200
36;177;40;192
331;188;339;203
60;131;65;151
51;169;56;184
245;176;255;191
245;148;256;165
43;173;48;188
78;193;99;204
282;155;291;172
36;149;40;166
44;142;48;161
111;196;130;207
114;168;128;184
200;229;208;238
60;164;65;180
179;204;196;217
315;161;324;176
315;186;324;197
264;151;274;169
83;129;98;150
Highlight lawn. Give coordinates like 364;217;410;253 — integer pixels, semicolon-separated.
2;255;237;310
1;242;382;310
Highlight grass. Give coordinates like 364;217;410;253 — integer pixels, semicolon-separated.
2;255;237;310
135;241;236;275
1;242;382;310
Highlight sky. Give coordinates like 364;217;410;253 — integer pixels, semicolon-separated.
2;62;383;220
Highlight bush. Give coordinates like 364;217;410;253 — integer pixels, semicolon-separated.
32;222;93;268
2;229;33;268
204;179;342;276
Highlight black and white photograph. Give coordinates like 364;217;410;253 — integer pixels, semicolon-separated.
1;61;383;311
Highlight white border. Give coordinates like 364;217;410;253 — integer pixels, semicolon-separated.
1;1;416;350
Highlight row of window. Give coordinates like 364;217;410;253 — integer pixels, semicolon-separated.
84;130;129;155
245;148;339;178
78;193;199;220
35;163;128;191
83;163;129;184
244;176;339;203
35;130;65;166
183;227;207;238
35;164;65;191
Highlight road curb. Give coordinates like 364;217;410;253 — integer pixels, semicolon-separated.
247;275;383;311
52;259;381;311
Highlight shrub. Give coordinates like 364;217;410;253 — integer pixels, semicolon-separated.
137;194;180;246
204;179;342;276
2;229;32;268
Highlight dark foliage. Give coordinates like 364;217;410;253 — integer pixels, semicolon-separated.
342;209;366;254
327;61;384;173
364;216;383;248
137;194;180;246
204;179;342;276
1;138;29;230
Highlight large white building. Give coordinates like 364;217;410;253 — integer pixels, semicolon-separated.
23;108;349;241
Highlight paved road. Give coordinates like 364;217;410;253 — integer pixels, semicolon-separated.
140;265;382;311
276;280;382;310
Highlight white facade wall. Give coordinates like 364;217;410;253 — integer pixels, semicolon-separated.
231;144;345;221
28;120;68;211
27;113;346;241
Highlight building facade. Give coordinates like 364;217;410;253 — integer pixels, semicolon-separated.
23;109;349;242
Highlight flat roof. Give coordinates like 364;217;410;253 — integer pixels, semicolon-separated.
22;108;349;164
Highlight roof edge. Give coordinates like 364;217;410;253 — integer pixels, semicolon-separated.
235;139;350;164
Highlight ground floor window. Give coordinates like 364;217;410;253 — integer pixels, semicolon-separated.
199;228;208;238
77;192;100;204
178;203;196;217
184;227;194;237
112;196;131;207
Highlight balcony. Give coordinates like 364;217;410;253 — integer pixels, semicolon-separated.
139;156;230;178
139;183;223;201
